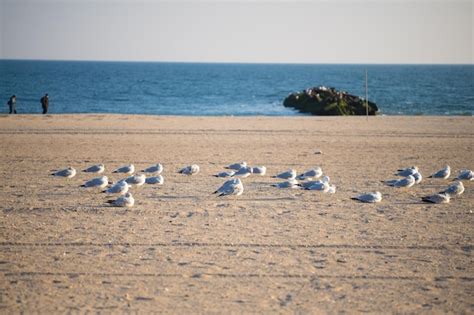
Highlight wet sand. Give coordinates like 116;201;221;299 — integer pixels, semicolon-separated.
0;114;472;313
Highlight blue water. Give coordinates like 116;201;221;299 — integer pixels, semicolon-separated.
1;60;472;115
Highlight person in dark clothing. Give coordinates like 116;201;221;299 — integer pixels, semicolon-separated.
7;95;17;114
40;94;49;114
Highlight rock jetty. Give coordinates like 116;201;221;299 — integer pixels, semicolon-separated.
283;86;378;116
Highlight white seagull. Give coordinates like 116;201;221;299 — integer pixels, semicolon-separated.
298;176;330;189
273;169;297;180
440;181;465;196
455;169;473;181
113;164;135;175
351;191;382;203
429;165;450;179
107;192;135;207
81;176;109;188
225;161;247;170
179;164;200;175
142;163;163;174
52;167;76;178
103;180;130;195
396;166;419;177
214;170;236;178
271;179;299;189
125;174;146;186
421;193;450;204
383;175;416;188
83;164;105;174
413;172;423;184
298;167;323;180
145;175;164;185
232;166;253;178
252;166;267;176
305;181;330;192
214;178;244;197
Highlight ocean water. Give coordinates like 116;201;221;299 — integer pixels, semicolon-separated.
0;60;472;116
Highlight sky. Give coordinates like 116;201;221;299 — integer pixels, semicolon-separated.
0;0;472;64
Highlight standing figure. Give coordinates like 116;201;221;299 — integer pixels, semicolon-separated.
40;93;49;114
7;95;17;114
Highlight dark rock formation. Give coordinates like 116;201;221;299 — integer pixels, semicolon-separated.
283;86;378;116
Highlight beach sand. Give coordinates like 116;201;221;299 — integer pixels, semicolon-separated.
0;114;472;313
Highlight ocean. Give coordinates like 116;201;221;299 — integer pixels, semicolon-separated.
1;60;472;116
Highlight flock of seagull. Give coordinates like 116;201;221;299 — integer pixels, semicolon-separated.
51;162;472;207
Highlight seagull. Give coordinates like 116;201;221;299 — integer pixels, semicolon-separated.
351;191;382;203
113;164;135;175
440;181;464;196
83;164;105;174
455;169;473;181
429;165;450;179
305;180;330;192
396;166;419;177
52;167;76;178
252;166;266;176
421;193;450;204
145;175;164;185
271;179;299;189
273;169;297;180
298;176;330;189
225;162;247;171
142;163;163;174
413;172;422;184
125;174;146;186
103;180;130;195
326;184;336;194
232;166;253;178
214;178;240;194
81;176;109;188
179;164;200;175
107;192;135;207
214;178;244;197
214;170;235;178
298;167;323;180
383;175;416;188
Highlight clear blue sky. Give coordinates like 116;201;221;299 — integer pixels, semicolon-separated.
1;0;472;64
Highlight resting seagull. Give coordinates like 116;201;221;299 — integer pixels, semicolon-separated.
455;169;473;181
429;165;450;179
396;166;418;177
232;166;253;178
214;178;244;196
272;179;299;189
146;175;164;185
351;192;382;203
298;167;323;180
103;180;130;195
179;164;200;175
83;164;105;174
52;167;76;178
142;163;163;174
113;164;135;175
298;176;330;189
421;193;450;204
383;175;416;188
107;192;135;207
225;162;247;171
440;181;464;196
125;174;146;186
214;170;235;178
273;169;297;180
81;176;109;188
252;166;267;176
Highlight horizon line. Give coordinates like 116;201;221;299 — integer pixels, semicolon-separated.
1;58;473;66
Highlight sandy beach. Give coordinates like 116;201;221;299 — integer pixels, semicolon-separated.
0;114;472;313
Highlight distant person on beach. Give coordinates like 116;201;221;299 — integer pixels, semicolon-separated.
7;95;17;114
40;94;49;114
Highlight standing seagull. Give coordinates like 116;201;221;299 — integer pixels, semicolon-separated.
107;192;135;207
83;164;105;174
179;164;200;175
142;163;163;174
113;164;135;175
429;165;450;179
351;191;382;203
52;167;76;178
440;181;465;196
214;178;244;196
421;193;450;204
273;169;297;180
81;176;109;188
